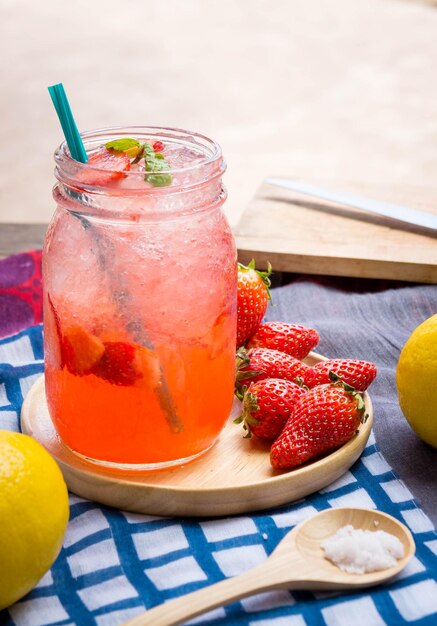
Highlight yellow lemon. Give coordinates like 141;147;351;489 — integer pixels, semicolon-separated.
0;431;69;610
396;314;437;449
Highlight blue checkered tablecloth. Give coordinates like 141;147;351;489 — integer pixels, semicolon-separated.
1;324;437;626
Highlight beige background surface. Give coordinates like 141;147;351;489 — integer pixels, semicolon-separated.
1;0;437;227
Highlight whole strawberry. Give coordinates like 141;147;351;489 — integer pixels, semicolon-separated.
63;326;105;376
235;347;310;398
248;321;319;360
236;260;272;347
234;378;307;440
270;383;367;469
304;359;377;391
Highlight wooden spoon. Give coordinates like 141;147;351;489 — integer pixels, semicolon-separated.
122;507;415;626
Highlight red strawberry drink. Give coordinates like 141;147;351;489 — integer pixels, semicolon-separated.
44;127;237;469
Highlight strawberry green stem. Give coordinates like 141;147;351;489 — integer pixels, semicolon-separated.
234;347;264;400
233;389;260;438
328;370;368;422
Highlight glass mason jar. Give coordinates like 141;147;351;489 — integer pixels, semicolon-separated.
43;127;237;470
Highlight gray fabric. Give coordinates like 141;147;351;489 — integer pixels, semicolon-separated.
267;277;437;525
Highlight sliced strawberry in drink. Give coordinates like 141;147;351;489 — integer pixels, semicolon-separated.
78;148;131;185
152;140;165;153
63;326;105;375
92;340;151;387
93;341;140;386
93;341;161;388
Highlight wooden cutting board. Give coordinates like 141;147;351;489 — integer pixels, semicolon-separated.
234;180;437;283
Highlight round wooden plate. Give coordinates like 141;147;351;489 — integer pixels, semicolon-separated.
21;352;373;517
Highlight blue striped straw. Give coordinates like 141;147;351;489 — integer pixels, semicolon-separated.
48;83;88;163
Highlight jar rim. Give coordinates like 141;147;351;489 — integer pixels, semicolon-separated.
54;125;224;193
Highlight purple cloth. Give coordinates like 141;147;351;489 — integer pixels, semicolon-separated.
0;250;42;337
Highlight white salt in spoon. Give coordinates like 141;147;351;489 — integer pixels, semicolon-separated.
122;507;415;626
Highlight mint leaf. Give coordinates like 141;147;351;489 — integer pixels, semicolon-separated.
143;143;155;161
143;142;172;187
146;172;172;187
105;138;140;152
